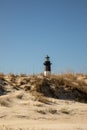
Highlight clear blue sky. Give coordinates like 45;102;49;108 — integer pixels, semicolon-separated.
0;0;87;74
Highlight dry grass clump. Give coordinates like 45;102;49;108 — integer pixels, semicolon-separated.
48;108;57;114
15;93;23;99
34;103;44;107
5;74;18;88
0;73;4;80
7;73;16;81
36;109;46;114
17;78;29;86
36;108;58;115
31;91;51;104
50;73;78;87
0;96;11;107
32;77;56;98
60;108;71;114
20;73;27;77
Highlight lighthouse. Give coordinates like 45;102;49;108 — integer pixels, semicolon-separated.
43;55;52;76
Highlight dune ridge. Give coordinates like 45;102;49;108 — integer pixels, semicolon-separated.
0;73;87;130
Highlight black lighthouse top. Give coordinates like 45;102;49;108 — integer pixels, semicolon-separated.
44;55;52;71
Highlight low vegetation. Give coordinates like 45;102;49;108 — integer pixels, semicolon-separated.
0;73;87;103
0;96;11;107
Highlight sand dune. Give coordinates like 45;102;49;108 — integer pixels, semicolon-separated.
0;73;87;130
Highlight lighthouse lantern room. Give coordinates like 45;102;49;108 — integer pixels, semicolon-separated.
43;55;52;76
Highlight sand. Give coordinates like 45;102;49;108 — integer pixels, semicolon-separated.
0;90;87;130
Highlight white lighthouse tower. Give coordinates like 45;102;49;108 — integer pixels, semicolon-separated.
43;55;52;76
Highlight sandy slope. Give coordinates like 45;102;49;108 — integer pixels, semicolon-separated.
0;90;87;130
